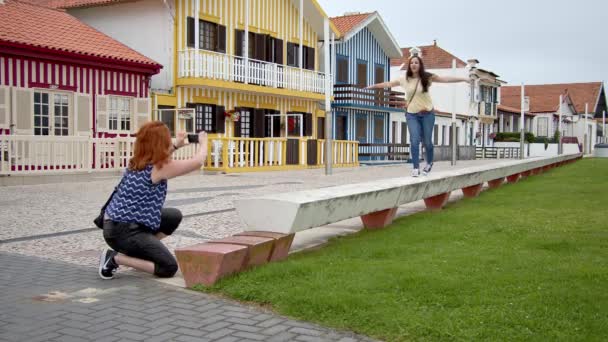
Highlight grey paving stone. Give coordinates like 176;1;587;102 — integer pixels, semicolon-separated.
0;252;374;342
289;327;324;336
232;331;267;340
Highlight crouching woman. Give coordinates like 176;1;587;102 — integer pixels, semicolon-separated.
99;122;207;279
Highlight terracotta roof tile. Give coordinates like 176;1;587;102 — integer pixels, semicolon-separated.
0;0;159;67
390;44;467;69
23;0;131;9
330;12;373;36
501;83;603;114
497;104;532;116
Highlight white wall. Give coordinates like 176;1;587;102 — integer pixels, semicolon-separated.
69;0;175;92
495;142;580;157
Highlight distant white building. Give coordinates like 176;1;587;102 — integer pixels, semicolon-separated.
389;41;503;147
501;82;606;153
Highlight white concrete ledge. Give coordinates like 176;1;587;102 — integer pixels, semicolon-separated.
234;153;581;234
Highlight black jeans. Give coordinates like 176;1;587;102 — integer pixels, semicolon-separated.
103;208;182;278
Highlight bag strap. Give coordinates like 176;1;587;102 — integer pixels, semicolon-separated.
405;78;420;112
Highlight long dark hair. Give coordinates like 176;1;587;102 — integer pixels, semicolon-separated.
406;56;432;93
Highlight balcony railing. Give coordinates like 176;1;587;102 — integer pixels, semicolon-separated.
334;84;406;109
178;49;328;94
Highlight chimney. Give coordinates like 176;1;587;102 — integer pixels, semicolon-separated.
467;59;479;68
433;39;437;46
343;11;360;16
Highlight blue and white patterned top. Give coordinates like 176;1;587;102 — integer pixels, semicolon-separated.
105;164;167;230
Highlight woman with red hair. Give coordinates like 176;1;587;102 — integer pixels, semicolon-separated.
99;122;207;279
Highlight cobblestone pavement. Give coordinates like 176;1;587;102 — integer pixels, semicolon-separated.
0;252;376;342
0;160;502;269
0;161;502;341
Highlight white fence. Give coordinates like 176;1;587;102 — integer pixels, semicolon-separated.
494;142;582;157
178;50;328;94
0;135;198;176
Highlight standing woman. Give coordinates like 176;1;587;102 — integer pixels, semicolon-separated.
367;53;470;176
99;122;207;279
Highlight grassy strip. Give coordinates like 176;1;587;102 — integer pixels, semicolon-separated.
198;159;608;341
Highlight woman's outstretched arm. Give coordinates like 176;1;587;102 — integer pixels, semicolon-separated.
365;79;401;89
431;75;471;83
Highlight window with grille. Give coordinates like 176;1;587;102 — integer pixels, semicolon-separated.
34;92;50;136
357;60;367;88
200;21;217;51
195;104;214;133
240;109;251;137
374;117;384;140
356;116;367;141
54;94;69;136
537;117;549;137
109;96;131;132
336;56;348;84
187;18;226;53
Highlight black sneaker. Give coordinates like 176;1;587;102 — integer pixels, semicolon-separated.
98;249;119;280
422;163;434;176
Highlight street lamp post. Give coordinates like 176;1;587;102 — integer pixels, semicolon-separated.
520;83;525;159
451;59;457;166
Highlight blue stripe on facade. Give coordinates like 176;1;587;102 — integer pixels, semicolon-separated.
332;26;393;146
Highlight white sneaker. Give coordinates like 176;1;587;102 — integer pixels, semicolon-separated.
411;169;420;177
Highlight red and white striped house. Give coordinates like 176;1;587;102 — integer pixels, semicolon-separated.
0;0;161;139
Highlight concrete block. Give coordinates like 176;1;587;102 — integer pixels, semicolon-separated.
488;178;504;189
360;207;397;229
175;243;248;288
235;231;295;262
424;192;450;210
213;236;274;268
506;173;520;183
461;184;483;198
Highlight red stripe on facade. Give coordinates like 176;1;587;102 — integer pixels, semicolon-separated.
122;72;127;93
20;59;25;87
110;71;114;92
92;69;97;134
28;59;33;87
43;62;48;84
86;68;90;94
80;67;84;93
59;63;64;87
12;57;17;86
50;62;56;85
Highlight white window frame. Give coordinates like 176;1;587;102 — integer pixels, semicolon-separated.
537;117;549;137
108;96;132;133
33;89;72;136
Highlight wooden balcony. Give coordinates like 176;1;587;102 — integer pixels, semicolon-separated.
178;49;328;95
333;84;406;110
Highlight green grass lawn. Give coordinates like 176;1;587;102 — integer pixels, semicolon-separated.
198;158;608;341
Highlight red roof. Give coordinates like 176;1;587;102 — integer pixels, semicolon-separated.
497;104;533;116
0;0;160;68
330;12;373;36
23;0;130;9
390;43;467;69
501;83;603;114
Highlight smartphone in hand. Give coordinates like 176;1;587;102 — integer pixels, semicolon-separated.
187;134;199;144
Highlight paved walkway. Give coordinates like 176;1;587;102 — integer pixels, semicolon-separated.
0;160;504;341
0;252;374;342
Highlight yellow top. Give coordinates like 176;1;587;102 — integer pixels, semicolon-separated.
400;75;434;114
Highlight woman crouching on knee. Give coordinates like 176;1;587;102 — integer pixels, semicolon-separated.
99;122;207;279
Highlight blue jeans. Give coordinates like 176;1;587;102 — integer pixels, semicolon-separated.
406;111;435;169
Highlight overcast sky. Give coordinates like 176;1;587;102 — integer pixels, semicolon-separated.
318;0;607;88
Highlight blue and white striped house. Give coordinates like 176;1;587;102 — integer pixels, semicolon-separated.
330;12;404;160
